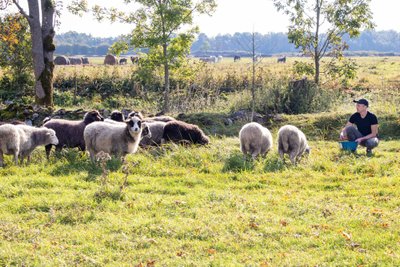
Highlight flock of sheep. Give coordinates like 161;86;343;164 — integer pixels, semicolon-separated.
239;123;310;164
0;109;308;167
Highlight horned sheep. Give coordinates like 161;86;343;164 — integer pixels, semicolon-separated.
277;125;310;164
0;124;58;167
43;110;104;158
239;122;273;159
84;116;149;161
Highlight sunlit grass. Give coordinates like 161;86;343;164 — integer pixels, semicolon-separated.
1;127;399;265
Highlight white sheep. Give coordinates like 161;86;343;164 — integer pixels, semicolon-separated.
84;117;148;161
0;124;58;167
277;125;310;164
239;122;273;159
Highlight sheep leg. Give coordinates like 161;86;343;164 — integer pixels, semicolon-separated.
45;144;52;159
251;148;261;160
0;152;3;167
13;151;19;166
289;151;297;165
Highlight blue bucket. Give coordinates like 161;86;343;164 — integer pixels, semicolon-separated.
339;141;358;151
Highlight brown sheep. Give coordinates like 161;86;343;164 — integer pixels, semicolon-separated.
43;110;104;158
162;120;209;145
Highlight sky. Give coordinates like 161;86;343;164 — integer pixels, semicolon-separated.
6;0;400;37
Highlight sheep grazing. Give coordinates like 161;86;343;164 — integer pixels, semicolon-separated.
43;110;104;158
143;115;176;123
110;110;125;122
277;125;310;164
0;124;58;167
162;120;209;145
84;116;148;161
239;122;273;159
140;121;166;147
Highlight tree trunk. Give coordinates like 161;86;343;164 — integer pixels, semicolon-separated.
314;0;321;85
314;56;320;84
39;0;55;106
162;43;170;113
26;0;54;107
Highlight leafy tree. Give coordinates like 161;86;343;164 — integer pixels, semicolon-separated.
272;0;374;84
0;13;32;75
1;0;58;106
0;13;33;98
69;0;216;113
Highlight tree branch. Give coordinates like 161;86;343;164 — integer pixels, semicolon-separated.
12;0;30;21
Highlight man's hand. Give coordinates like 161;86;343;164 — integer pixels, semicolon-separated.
339;132;347;140
355;137;365;143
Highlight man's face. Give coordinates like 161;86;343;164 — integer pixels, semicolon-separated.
356;103;367;113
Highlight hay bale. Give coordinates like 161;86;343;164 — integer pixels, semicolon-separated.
54;56;70;65
104;55;117;65
82;57;90;64
69;57;82;65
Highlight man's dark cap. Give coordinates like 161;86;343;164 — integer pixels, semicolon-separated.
353;98;369;107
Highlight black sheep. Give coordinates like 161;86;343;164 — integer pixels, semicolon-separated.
162;120;209;145
110;110;125;122
43;110;104;158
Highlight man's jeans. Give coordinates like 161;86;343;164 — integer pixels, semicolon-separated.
344;126;379;149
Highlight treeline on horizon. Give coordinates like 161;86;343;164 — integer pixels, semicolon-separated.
55;30;400;56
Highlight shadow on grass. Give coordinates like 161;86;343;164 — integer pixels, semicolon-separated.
222;153;255;172
49;149;123;181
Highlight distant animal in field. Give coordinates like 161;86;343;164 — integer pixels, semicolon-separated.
199;56;217;63
234;55;241;62
278;125;310;164
239;122;273;159
277;56;286;63
119;58;128;65
130;55;140;64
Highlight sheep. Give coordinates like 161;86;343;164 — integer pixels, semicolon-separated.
143;115;176;123
127;111;144;120
43;110;104;158
140;121;166;147
162;120;209;145
277;125;310;164
84;116;149;161
239;122;273;159
0;124;58;167
110;110;125;122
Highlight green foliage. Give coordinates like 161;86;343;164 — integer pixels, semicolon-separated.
273;0;374;84
0;13;34;99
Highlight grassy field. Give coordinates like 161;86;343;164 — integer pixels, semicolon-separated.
1;124;400;266
1;56;400;265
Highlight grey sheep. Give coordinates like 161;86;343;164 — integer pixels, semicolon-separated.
43;110;104;158
239;122;273;159
140;121;166;147
277;125;310;164
84;117;149;161
0;124;58;167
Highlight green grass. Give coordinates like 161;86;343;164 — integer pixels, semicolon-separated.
1;132;400;266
